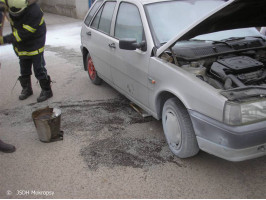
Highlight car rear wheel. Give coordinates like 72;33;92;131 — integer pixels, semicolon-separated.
162;98;199;158
86;53;102;85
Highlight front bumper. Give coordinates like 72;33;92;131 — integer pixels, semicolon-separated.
189;110;266;161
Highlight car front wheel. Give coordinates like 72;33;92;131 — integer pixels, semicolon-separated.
86;53;102;85
162;98;199;158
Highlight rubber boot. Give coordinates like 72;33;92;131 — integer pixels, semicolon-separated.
37;76;53;102
18;76;33;100
0;140;16;153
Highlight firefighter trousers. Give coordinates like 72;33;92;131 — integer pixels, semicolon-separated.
19;53;48;80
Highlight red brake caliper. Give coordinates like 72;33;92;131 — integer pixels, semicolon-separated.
88;58;96;80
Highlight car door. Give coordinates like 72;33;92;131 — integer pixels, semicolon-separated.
84;1;117;83
81;0;103;65
108;2;150;107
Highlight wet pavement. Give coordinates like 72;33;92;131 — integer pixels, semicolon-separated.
0;13;266;199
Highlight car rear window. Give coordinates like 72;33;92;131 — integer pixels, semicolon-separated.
91;1;116;35
84;0;103;26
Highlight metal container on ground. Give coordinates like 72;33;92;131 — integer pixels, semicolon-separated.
32;107;63;143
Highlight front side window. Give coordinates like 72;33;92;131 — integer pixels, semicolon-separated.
91;1;116;35
85;0;103;26
115;3;144;43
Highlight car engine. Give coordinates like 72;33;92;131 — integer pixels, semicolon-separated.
209;56;265;89
161;37;266;91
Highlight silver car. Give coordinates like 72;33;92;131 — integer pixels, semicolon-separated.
81;0;266;161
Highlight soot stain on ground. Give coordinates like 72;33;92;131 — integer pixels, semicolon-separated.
69;98;183;170
62;98;154;133
60;98;183;169
80;137;183;170
4;97;183;169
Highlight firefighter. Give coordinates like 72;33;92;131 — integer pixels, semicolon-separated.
0;0;53;102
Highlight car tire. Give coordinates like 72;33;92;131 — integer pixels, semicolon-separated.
86;53;102;85
162;98;199;158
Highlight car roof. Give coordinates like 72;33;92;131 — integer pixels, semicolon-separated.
137;0;173;4
101;0;173;5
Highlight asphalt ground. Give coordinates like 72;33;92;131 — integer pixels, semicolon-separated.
0;13;266;199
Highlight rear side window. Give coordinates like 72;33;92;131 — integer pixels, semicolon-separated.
84;0;103;26
91;6;103;29
91;1;116;35
115;3;144;43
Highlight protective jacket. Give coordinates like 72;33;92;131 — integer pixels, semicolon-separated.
3;2;46;58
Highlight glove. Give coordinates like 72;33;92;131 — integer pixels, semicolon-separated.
2;34;14;44
0;36;3;45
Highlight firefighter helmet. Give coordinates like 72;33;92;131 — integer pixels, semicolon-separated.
6;0;28;16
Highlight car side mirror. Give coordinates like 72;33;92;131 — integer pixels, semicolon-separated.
119;39;146;51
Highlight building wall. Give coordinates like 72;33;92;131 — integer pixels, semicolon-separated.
38;0;89;19
76;0;89;19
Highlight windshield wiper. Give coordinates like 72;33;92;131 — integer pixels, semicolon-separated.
190;39;233;48
222;37;245;42
247;36;266;42
223;36;266;42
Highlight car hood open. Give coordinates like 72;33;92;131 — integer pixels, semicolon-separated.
156;0;266;57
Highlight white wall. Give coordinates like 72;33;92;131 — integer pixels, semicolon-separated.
38;0;89;19
76;0;89;19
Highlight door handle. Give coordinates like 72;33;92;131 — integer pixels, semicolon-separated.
108;43;116;49
86;31;91;36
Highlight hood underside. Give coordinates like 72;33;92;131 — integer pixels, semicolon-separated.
156;0;266;56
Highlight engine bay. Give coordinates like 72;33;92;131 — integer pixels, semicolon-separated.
161;37;266;96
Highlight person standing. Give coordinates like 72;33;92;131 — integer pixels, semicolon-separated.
0;0;53;102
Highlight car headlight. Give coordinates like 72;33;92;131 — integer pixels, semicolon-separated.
224;100;266;126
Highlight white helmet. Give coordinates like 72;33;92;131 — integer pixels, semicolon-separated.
6;0;28;16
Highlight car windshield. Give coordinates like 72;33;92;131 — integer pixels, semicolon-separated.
145;0;263;46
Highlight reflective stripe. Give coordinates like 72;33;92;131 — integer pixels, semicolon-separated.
39;17;44;26
23;24;36;33
15;47;44;56
13;29;22;42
